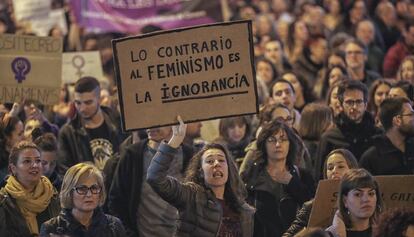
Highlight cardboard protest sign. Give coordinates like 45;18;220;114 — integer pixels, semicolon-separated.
113;21;258;131
0;34;62;105
30;9;68;37
12;0;51;21
62;51;103;84
308;175;414;228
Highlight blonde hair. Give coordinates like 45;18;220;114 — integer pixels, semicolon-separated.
60;162;106;209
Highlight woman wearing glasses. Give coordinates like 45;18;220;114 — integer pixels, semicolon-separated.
241;121;315;237
40;163;125;237
0;141;60;237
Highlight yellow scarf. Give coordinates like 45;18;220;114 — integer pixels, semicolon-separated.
4;175;54;235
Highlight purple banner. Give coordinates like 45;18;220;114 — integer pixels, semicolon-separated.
69;0;223;33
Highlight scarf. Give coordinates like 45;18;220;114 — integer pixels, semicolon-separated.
4;175;54;235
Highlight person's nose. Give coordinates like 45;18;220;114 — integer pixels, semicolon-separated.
213;159;220;167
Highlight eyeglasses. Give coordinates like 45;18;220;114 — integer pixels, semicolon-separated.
399;113;414;118
343;99;365;107
73;184;102;195
266;136;289;144
346;50;364;55
275;116;293;124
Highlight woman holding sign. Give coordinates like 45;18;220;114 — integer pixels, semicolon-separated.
147;116;254;237
240;120;315;237
326;168;383;237
283;148;359;237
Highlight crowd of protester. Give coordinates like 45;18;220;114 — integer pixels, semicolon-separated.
1;0;414;236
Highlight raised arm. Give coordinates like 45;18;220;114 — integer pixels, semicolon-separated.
146;116;195;210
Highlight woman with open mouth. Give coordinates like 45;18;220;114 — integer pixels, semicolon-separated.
0;141;60;236
147;116;254;237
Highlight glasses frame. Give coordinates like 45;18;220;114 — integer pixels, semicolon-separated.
72;184;102;195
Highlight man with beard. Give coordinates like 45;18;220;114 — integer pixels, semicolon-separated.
315;80;382;179
360;97;414;175
58;77;122;172
108;126;193;237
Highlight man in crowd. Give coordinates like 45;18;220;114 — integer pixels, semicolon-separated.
34;132;62;190
344;38;381;89
315;80;382;179
360;97;414;175
270;79;301;130
58;76;122;172
383;21;414;78
108;126;193;237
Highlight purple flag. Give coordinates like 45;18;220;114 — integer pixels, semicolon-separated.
70;0;223;33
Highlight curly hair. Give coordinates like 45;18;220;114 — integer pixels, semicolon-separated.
373;208;414;237
184;143;247;213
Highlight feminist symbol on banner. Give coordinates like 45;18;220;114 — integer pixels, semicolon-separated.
11;57;31;83
72;55;85;77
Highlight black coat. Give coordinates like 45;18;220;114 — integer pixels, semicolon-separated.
315;112;382;179
0;188;60;237
241;160;315;237
40;208;126;237
282;200;313;237
57;106;123;174
107;139;193;237
360;135;414;175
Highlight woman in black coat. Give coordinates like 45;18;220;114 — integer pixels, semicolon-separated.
40;163;125;237
240;121;315;237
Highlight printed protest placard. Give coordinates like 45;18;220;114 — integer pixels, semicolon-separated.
113;21;258;131
0;34;63;105
12;0;51;21
308;175;414;228
30;9;68;37
62;51;103;84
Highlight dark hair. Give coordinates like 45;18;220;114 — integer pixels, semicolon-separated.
75;76;100;94
391;80;414;101
287;20;308;51
256;121;297;167
367;79;392;116
321;65;348;99
269;78;296;97
337;80;368;104
258;103;290;126
218;116;252;144
338;169;382;228
9;141;40;166
255;57;278;84
323;148;359;179
299;103;333;141
184;143;246;212
34;133;58;152
373;208;414;237
0;115;22;167
281;71;316;104
379;97;411;131
345;38;368;55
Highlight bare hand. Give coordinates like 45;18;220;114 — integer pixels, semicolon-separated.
168;115;187;148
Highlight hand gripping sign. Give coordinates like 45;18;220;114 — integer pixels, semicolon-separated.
112;21;258;131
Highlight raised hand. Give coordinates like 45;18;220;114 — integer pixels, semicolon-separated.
168;115;187;148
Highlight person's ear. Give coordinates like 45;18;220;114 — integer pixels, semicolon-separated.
343;195;348;209
9;164;17;176
393;115;402;127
